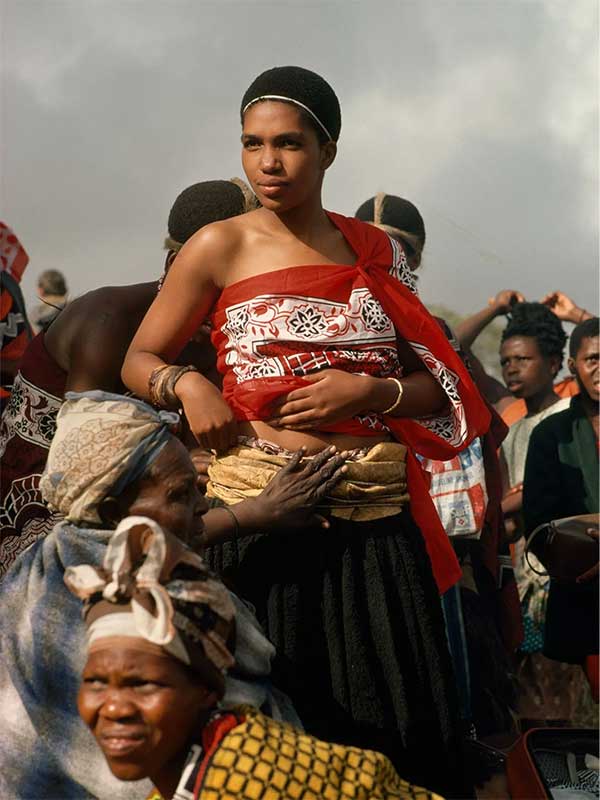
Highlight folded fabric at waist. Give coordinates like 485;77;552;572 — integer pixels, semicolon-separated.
207;439;409;522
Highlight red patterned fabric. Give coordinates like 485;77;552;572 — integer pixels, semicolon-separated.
0;333;66;574
0;222;28;282
211;213;491;593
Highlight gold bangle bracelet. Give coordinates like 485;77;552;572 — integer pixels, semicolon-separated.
381;378;404;415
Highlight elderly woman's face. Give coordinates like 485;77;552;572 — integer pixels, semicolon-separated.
78;646;215;784
111;437;208;544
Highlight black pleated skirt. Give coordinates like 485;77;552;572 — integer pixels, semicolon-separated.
206;508;472;798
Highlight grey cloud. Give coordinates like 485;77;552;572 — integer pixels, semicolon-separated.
1;0;597;316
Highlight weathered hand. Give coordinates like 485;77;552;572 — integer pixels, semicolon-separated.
189;447;213;488
540;291;584;323
268;370;379;430
488;289;525;315
243;446;348;530
576;526;599;584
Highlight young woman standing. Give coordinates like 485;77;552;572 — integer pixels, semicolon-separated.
123;66;489;796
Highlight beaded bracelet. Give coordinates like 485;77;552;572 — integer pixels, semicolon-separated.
148;364;198;409
381;378;404;416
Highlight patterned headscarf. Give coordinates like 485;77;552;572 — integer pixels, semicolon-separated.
64;515;235;690
40;391;179;524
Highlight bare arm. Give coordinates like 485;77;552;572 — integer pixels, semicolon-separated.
455;289;524;351
540;291;594;324
121;224;237;452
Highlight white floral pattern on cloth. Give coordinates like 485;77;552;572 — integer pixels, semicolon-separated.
408;341;467;448
0;372;62;457
0;479;60;577
388;235;418;294
218;240;466;447
220;287;402;432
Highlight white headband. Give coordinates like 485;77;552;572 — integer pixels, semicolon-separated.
88;611;191;665
242;95;333;141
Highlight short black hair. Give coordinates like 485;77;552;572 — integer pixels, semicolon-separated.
501;302;567;366
569;316;600;358
168;180;247;245
355;195;426;246
241;66;341;143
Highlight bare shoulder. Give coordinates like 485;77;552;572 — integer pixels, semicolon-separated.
171;211;262;287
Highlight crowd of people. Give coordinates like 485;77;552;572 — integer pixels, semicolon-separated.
0;66;597;800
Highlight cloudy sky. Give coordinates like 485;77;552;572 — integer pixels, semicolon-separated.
1;0;598;318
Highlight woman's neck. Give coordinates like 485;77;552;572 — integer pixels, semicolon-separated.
263;195;332;245
149;711;212;800
524;386;560;416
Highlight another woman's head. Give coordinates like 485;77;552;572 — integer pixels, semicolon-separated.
499;302;567;399
568;316;600;403
240;66;340;211
164;178;258;268
40;392;207;544
65;518;235;789
355;194;426;271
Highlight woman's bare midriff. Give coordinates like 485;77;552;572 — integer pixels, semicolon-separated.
237;421;391;455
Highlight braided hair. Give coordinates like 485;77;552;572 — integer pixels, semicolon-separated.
501;302;567;368
355;194;425;257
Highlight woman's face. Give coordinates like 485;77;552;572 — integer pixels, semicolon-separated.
78;647;215;784
241;101;335;212
112;437;208;545
569;335;600;402
500;335;559;399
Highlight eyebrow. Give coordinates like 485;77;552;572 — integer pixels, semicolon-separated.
241;131;306;141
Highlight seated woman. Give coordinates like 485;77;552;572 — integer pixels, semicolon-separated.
122;66;490;797
66;516;443;800
0;392;345;800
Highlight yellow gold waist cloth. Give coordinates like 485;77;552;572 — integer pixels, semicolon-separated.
207;440;409;522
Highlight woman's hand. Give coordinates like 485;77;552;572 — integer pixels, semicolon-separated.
189;447;213;488
235;446;348;531
268;370;389;430
540;291;591;324
488;289;525;315
176;371;237;453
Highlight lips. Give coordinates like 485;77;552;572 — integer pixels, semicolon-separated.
100;729;147;757
257;181;288;198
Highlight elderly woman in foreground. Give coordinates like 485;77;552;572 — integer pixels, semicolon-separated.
0;391;346;799
65;515;443;800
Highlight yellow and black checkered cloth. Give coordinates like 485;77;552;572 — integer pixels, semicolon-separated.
148;705;443;800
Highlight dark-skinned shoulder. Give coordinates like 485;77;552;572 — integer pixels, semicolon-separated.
44;283;157;388
172;213;252;289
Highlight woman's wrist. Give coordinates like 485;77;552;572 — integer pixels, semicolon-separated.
363;376;401;413
174;370;213;403
573;306;591;324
